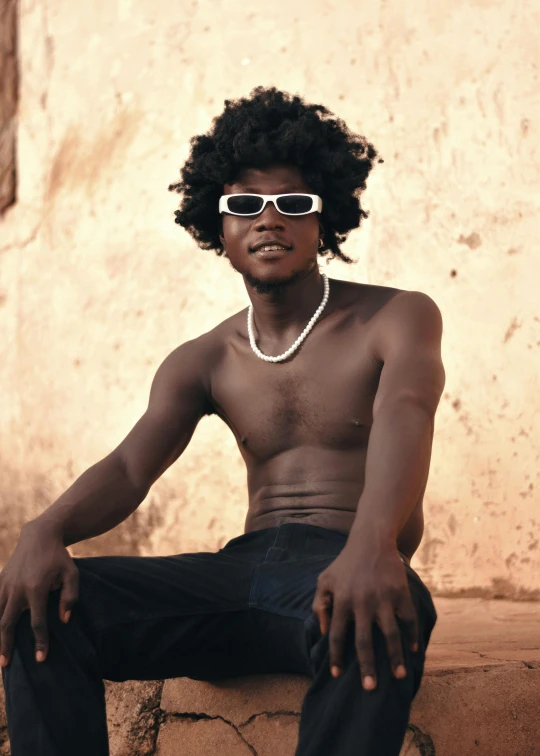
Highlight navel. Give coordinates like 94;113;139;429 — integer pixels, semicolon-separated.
240;435;248;445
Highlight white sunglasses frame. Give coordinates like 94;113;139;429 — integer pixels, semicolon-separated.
219;193;323;217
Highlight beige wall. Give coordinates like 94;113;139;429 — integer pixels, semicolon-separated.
0;0;17;213
1;0;539;598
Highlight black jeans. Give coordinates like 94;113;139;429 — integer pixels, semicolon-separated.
2;523;437;755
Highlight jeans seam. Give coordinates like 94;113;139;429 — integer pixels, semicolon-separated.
262;525;282;563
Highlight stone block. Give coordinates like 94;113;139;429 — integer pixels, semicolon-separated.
156;718;253;756
0;684;11;755
409;665;540;756
160;674;425;755
239;712;301;756
161;673;311;727
105;679;163;756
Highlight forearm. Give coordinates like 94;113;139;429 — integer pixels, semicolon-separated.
26;453;147;547
349;399;435;546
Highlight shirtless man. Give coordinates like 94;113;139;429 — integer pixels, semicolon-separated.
0;87;445;755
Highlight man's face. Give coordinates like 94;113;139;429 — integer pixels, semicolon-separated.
219;164;321;293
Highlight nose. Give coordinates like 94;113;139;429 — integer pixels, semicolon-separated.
254;200;286;231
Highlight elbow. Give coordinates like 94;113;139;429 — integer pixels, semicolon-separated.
109;451;150;504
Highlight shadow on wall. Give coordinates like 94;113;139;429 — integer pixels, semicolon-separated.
0;464;167;565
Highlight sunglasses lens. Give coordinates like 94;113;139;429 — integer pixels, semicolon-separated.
276;195;314;214
227;195;264;215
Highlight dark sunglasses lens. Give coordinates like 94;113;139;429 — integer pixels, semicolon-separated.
276;195;313;214
227;195;264;215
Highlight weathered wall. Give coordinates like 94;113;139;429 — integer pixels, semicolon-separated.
0;0;17;213
0;0;538;597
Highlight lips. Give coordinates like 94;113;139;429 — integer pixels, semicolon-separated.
253;247;289;260
250;239;292;253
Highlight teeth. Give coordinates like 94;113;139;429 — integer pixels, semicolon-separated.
260;245;286;251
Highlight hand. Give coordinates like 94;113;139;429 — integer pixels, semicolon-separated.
312;540;418;690
0;521;79;667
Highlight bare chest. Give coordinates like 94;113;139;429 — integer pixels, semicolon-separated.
209;315;383;462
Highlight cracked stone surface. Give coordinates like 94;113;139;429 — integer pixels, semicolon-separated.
410;666;540;756
160;674;310;727
239;713;301;756
156;718;254;756
105;680;163;756
158;599;540;755
426;596;540;672
1;599;539;754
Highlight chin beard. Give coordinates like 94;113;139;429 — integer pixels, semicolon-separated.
242;270;304;295
226;256;306;295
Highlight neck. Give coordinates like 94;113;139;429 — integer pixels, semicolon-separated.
245;265;326;340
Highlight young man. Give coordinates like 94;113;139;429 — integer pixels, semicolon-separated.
0;87;444;755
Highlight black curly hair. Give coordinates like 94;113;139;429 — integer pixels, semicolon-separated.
168;87;382;264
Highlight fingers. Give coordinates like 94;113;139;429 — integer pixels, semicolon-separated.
28;591;49;663
396;592;420;654
376;594;419;682
0;599;22;667
353;618;377;690
328;604;350;678
378;609;407;679
312;585;332;637
58;566;79;624
354;593;419;691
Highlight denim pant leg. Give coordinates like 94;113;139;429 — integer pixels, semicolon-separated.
295;562;438;756
2;547;260;756
239;523;437;756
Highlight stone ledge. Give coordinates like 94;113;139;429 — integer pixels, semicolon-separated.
0;598;538;754
157;665;540;756
155;597;540;755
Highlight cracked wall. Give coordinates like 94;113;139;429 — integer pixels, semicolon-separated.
0;0;539;598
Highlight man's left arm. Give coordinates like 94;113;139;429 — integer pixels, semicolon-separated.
350;290;446;542
312;290;446;690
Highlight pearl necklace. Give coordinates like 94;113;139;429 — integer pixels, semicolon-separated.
247;274;330;363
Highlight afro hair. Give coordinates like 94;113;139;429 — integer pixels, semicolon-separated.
168;87;382;264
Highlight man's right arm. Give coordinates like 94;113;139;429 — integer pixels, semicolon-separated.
0;337;212;666
29;337;212;546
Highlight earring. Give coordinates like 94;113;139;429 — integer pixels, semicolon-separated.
318;238;324;250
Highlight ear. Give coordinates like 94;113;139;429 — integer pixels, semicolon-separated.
318;221;325;241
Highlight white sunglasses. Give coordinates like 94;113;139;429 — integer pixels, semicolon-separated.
219;193;323;217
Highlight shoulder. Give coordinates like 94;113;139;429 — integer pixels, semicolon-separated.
153;308;247;407
332;279;443;358
370;288;444;361
338;279;441;320
376;289;443;337
164;308;247;369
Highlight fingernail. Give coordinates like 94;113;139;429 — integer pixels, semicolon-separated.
396;665;407;678
363;676;376;689
63;610;71;623
0;655;7;667
331;666;341;678
36;651;45;663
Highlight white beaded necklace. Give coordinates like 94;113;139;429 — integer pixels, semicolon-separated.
247;273;330;363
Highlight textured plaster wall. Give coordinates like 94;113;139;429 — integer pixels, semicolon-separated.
0;0;538;598
0;0;17;212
